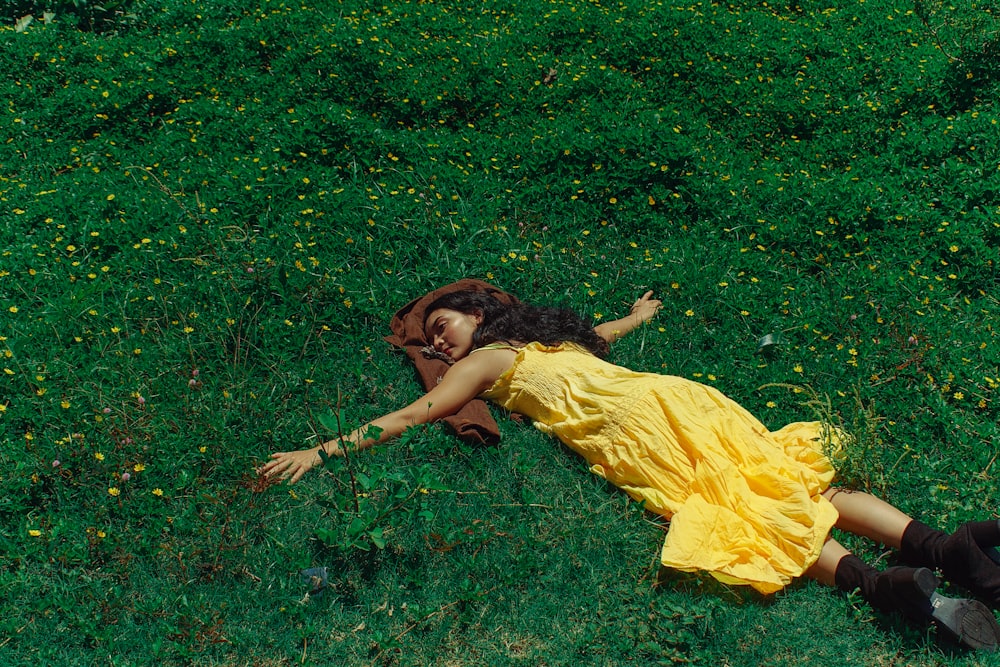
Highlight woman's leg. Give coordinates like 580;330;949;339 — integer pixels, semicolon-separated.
804;535;850;586
822;487;912;548
822;487;1000;606
806;536;1000;650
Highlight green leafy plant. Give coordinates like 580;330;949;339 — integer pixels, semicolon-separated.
311;408;442;554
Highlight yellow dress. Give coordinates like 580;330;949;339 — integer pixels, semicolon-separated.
480;342;840;594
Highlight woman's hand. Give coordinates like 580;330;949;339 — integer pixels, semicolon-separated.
259;441;343;484
594;290;662;343
629;290;662;324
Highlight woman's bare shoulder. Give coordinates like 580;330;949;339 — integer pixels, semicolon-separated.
451;346;518;385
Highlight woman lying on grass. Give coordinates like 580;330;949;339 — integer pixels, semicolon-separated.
262;287;1000;650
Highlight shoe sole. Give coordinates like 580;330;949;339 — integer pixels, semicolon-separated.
911;567;1000;651
929;591;1000;651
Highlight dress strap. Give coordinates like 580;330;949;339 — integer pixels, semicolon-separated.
472;342;521;353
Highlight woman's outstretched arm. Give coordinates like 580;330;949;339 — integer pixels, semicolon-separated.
593;290;662;344
259;348;513;483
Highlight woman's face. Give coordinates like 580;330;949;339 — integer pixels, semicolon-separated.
424;307;482;361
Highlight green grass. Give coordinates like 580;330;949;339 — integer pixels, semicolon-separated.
2;0;999;663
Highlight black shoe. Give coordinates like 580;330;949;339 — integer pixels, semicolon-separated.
836;556;1000;650
900;520;1000;607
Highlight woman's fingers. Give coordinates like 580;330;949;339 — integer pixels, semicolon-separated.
258;449;322;484
630;291;662;322
259;447;334;484
258;453;293;478
634;291;658;307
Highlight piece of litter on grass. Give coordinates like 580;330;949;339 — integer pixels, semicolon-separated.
755;333;785;356
299;566;329;598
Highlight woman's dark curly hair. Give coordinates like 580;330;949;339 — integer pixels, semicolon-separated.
423;291;609;358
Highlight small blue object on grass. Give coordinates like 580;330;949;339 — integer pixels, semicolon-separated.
299;566;329;598
755;332;785;356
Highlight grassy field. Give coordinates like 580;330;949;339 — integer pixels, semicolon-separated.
2;0;999;664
